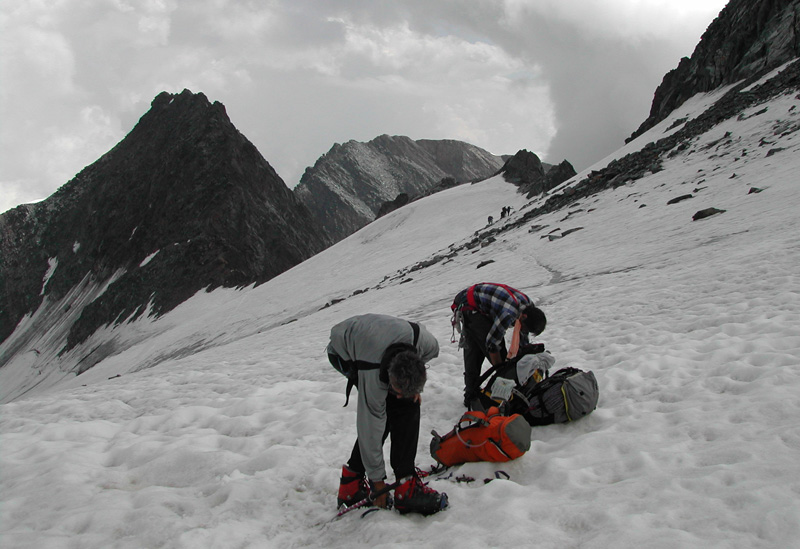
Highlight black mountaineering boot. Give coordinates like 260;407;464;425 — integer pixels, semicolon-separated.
393;473;448;516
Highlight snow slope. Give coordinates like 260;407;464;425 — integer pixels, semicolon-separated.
1;73;799;548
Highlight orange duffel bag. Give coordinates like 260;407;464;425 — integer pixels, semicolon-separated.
430;407;531;466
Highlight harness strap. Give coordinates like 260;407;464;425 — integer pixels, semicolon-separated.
466;285;479;309
344;360;380;407
460;282;523;313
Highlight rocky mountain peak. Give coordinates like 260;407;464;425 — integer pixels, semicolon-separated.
0;89;327;379
498;150;577;197
293;136;506;243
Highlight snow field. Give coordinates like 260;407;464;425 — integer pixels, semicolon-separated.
2;81;800;547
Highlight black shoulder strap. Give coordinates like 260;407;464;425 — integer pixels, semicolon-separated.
409;321;420;347
478;361;503;388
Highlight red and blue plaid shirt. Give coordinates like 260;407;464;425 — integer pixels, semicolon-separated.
462;283;532;352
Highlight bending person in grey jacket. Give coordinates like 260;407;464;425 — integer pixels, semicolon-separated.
327;313;447;515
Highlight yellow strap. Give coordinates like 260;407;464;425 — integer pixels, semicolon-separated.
561;385;571;421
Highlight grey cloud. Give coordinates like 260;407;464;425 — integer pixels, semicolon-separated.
0;0;724;213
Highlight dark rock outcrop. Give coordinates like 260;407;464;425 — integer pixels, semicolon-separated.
693;207;727;220
376;193;411;218
629;0;800;140
294;135;505;243
498;150;577;197
499;149;545;185
544;160;580;192
0;90;327;365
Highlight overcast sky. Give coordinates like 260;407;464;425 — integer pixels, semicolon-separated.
0;0;728;214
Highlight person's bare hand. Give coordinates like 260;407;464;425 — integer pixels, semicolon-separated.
370;480;390;508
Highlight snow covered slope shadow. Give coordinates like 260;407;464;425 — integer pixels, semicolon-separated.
2;71;800;547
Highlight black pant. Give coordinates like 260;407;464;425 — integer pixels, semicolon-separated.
462;311;507;398
347;393;420;480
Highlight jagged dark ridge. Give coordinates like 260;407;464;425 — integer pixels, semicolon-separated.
630;0;800;140
0;90;327;363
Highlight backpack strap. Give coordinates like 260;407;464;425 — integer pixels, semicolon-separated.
409;321;420;346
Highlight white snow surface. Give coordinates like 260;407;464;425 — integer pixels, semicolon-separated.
139;250;160;267
2;81;800;548
40;257;58;296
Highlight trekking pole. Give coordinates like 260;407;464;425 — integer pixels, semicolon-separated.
334;480;401;519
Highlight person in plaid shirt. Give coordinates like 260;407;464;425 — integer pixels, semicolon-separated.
452;283;547;408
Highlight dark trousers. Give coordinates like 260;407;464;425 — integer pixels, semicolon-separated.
462;311;507;398
347;393;420;480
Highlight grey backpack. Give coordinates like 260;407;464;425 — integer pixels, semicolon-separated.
513;367;599;426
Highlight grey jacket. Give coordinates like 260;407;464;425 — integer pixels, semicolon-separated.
327;313;439;481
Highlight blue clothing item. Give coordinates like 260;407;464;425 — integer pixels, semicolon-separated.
466;283;532;352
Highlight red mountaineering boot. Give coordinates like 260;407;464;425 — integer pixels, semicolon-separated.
337;465;370;508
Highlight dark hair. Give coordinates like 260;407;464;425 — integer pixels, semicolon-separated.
522;305;547;336
387;350;427;396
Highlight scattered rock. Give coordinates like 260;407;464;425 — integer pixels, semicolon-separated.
692;208;726;221
668;194;694;205
561;227;584;237
320;298;346;310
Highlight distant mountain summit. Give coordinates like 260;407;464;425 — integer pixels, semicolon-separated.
293;135;505;243
0;90;327;382
629;0;800;140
